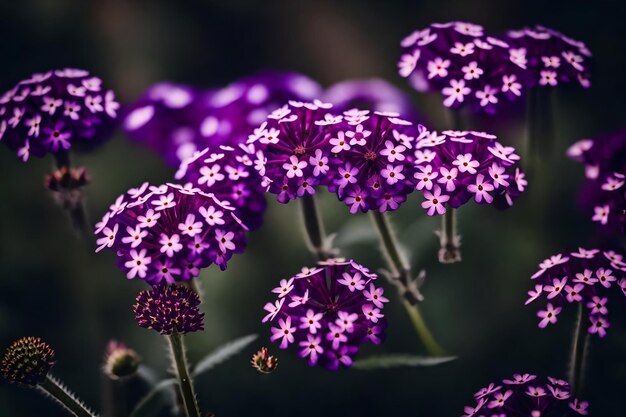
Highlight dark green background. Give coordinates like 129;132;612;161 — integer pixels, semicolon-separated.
1;1;625;416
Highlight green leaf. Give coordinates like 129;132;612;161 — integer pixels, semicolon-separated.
352;354;457;370
129;378;177;417
192;334;258;377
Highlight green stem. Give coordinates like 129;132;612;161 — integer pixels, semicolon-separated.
569;303;589;397
39;375;99;417
438;208;461;264
525;88;554;165
300;194;332;260
52;152;90;237
167;333;201;417
403;301;446;357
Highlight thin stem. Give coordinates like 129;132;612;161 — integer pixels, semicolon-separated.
167;333;202;417
38;375;99;417
438;208;461;264
52;151;90;237
569;303;590;397
524;88;555;166
300;194;332;260
403;301;446;357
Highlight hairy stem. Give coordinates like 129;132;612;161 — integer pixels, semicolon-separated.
569;303;589;397
300;194;332;260
167;333;202;417
438;208;461;264
39;375;99;417
403;301;446;357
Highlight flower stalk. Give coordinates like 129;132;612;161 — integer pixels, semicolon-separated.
167;332;202;417
50;151;90;237
438;208;461;264
300;194;333;260
38;375;99;417
568;303;589;397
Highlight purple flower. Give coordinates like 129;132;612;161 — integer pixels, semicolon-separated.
505;25;592;89
262;259;388;370
398;22;526;113
323;78;425;124
0;69;119;161
324;110;420;212
462;373;589;416
2;337;56;386
248;100;340;203
412;129;526;215
175;145;267;230
94;182;247;283
527;248;626;336
133;284;204;335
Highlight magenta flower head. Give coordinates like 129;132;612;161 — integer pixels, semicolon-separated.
262;259;389;370
526;248;626;337
412;129;526;215
133;284;204;335
175;145;267;231
398;22;527;114
325;110;419;213
323;78;425;124
505;25;592;89
462;373;589;416
2;337;56;386
248;100;342;203
95;182;248;283
0;68;119;162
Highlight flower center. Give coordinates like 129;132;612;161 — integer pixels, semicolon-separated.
364;151;377;161
294;145;306;155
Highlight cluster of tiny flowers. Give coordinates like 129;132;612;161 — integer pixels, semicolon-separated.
398;22;527;113
1;337;56;386
262;259;388;370
505;25;592;89
123;72;321;166
175;145;267;231
0;68;119;161
462;373;589;417
567;130;626;236
412;129;526;215
94;182;247;283
133;284;204;335
526;248;626;337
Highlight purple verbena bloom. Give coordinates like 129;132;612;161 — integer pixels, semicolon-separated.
0;68;119;161
133;284;204;335
527;248;626;336
1;337;56;386
262;259;388;370
94;182;247;283
175;145;267;230
248;100;340;203
398;22;526;114
412;129;526;215
325;110;419;213
505;25;592;89
462;373;589;416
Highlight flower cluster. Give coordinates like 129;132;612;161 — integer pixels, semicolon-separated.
505;25;592;89
95;182;247;282
103;341;141;380
250;347;278;374
526;248;626;337
412;129;526;215
0;68;119;161
462;373;589;416
398;22;527;113
133;284;204;335
262;259;388;370
175;145;267;231
2;337;56;386
567;129;626;236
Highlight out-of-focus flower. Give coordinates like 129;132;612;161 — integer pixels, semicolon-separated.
462;373;589;416
1;337;56;386
527;248;626;336
250;347;278;374
134;284;204;335
411;129;525;214
398;22;526;113
103;341;141;380
0;69;118;161
262;259;388;370
94;182;247;282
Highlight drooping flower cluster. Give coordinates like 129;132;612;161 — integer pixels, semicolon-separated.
95;182;247;282
262;259;388;370
505;25;592;89
133;284;204;335
567;129;626;236
175;145;267;231
462;373;589;416
398;22;527;113
0;68;119;161
412;129;526;215
526;248;626;337
2;337;56;386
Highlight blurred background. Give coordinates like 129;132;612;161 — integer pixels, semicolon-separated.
1;0;625;416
